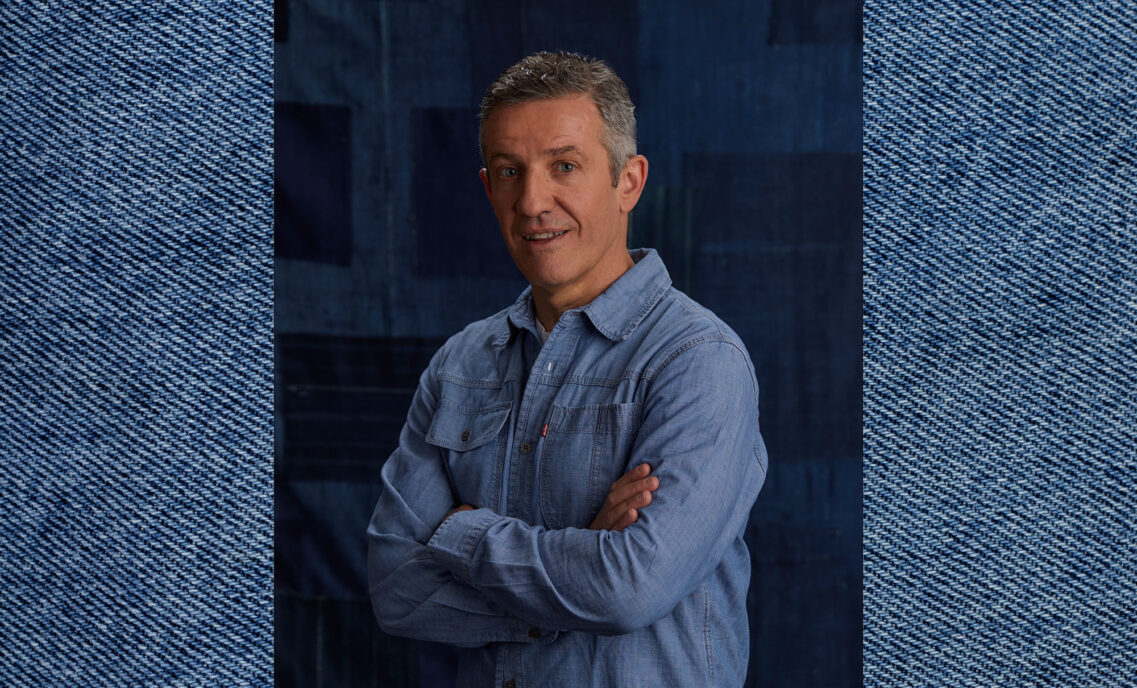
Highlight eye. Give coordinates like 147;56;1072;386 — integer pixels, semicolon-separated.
555;162;576;173
498;167;518;179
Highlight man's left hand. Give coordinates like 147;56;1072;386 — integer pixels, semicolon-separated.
588;463;659;532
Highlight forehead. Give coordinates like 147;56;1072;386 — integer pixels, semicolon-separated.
483;95;604;154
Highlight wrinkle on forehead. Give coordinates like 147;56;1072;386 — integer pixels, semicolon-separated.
482;96;603;160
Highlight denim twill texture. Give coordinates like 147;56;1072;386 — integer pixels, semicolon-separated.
1;2;272;685
865;2;1137;685
368;250;767;687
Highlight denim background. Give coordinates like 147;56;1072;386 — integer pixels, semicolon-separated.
274;1;861;686
5;1;1134;686
0;2;273;686
864;1;1137;685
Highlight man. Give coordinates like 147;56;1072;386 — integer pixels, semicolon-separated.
368;51;767;687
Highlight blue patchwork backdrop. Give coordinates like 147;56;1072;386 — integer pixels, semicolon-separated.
275;1;861;686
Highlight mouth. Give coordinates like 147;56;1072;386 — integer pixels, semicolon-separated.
522;230;569;242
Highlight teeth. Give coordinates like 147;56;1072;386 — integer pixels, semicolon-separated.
524;231;567;241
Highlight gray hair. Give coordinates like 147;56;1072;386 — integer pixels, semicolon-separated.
479;51;637;185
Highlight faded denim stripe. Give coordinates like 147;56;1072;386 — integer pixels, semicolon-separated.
1;2;273;685
865;2;1137;685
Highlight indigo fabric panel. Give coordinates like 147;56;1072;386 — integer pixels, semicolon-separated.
1;2;273;685
277;1;861;686
865;2;1137;685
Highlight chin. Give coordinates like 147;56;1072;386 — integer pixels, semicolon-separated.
523;273;565;291
516;260;572;290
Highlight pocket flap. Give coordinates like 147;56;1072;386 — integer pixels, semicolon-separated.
426;400;511;451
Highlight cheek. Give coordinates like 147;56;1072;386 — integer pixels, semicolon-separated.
579;187;617;216
489;198;514;226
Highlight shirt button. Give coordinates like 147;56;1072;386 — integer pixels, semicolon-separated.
528;626;541;639
519;442;532;454
461;430;470;442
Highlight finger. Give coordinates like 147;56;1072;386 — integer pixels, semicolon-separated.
603;485;653;524
591;503;626;531
594;488;648;530
591;467;658;530
607;475;659;506
608;463;651;493
608;490;653;531
609;508;638;532
607;490;653;525
608;474;658;504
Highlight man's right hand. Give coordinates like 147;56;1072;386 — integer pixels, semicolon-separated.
588;463;659;532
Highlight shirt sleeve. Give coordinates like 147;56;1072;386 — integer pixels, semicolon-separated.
366;363;557;648
425;338;768;635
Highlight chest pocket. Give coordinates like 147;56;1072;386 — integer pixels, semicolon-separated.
538;402;642;529
426;398;511;509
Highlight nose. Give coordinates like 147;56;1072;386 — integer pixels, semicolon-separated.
515;170;554;218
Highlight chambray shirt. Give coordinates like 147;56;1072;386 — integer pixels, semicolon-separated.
368;249;767;687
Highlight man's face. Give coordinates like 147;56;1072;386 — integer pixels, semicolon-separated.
480;95;646;309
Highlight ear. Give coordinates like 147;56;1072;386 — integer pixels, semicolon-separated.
479;168;492;199
617;155;649;214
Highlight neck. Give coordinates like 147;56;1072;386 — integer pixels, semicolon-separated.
531;251;635;332
532;298;563;334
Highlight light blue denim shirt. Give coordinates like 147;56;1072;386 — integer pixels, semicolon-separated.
368;249;768;687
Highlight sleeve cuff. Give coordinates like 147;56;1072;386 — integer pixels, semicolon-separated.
426;507;501;586
428;509;561;644
506;616;560;644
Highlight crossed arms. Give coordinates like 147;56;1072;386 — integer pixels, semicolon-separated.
446;461;658;532
366;339;766;646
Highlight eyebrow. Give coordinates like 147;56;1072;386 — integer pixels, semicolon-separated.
488;145;586;163
542;145;583;158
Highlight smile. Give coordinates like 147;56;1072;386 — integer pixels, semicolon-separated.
523;230;568;241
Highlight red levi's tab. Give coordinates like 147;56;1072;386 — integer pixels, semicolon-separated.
541;423;549;438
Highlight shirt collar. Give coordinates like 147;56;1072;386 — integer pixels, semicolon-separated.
495;248;672;348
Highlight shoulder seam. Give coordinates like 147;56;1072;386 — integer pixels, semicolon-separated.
643;335;749;389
